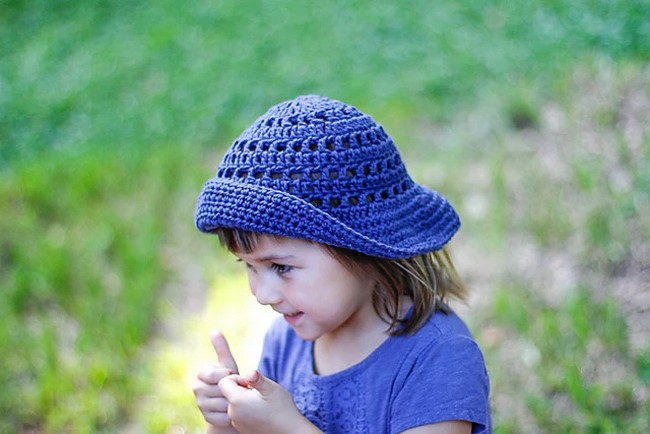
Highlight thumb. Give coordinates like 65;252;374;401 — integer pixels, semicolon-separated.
242;370;273;396
210;330;239;373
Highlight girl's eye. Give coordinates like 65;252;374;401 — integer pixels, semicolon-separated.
271;263;293;275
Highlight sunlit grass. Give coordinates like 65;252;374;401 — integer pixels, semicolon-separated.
137;263;278;433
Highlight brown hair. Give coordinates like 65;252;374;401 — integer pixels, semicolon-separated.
214;228;468;335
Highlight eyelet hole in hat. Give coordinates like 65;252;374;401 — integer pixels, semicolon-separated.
309;142;318;152
363;165;370;176
328;170;338;179
271;172;283;180
329;197;341;207
275;144;286;152
380;190;389;199
346;168;356;178
239;171;249;179
348;196;359;205
310;198;322;207
358;132;368;145
325;140;335;151
310;171;321;180
342;137;350;149
365;194;374;203
253;171;264;179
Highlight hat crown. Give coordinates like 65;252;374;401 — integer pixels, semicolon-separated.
196;95;460;258
215;95;411;211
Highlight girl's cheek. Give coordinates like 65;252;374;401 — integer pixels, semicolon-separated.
247;273;258;295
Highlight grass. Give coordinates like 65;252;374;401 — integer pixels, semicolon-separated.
2;0;648;164
1;0;649;432
461;62;650;433
491;285;644;432
0;147;201;431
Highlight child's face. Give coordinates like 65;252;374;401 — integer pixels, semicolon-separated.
234;235;379;342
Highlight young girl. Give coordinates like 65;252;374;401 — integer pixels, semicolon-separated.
192;95;491;434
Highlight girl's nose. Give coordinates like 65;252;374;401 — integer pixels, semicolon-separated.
249;275;283;306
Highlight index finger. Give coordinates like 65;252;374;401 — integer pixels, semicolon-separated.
210;330;239;373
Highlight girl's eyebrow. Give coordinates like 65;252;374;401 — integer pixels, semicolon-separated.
239;254;296;262
256;254;296;262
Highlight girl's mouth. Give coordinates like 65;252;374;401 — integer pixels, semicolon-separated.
283;311;304;326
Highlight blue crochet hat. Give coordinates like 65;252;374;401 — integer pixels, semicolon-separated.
195;95;460;258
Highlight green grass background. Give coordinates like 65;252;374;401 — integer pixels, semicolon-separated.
1;0;649;432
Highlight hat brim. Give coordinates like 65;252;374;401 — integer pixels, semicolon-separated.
195;178;459;258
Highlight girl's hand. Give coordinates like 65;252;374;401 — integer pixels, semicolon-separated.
193;331;240;433
219;370;322;434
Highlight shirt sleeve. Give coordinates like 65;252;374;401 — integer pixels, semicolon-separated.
390;335;491;434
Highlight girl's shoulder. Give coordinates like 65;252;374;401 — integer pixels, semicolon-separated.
390;309;486;375
406;308;475;344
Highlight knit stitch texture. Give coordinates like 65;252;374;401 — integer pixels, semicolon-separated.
195;95;460;258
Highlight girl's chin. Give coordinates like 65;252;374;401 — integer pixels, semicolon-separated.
287;322;323;341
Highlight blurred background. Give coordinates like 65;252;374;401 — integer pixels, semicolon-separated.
1;0;649;432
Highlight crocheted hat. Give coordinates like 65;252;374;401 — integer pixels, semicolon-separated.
195;95;460;258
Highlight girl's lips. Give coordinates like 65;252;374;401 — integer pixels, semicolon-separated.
283;312;304;326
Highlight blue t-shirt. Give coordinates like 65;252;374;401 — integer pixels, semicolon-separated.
258;310;492;433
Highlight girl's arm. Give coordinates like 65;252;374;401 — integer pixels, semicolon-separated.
400;420;472;434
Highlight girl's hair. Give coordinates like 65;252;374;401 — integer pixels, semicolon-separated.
214;228;468;336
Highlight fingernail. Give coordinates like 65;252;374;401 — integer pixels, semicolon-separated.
248;370;260;384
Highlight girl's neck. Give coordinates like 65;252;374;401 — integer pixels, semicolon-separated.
312;311;389;376
312;297;414;376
